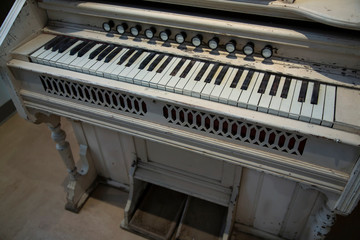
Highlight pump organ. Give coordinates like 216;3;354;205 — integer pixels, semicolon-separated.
1;0;360;239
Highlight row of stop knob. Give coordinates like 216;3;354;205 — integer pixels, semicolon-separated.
103;20;273;59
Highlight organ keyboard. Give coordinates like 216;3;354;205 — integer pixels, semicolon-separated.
1;0;360;239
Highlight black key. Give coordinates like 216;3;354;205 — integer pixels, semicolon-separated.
97;44;116;61
77;41;96;57
157;56;173;73
138;52;156;70
214;65;229;85
230;68;244;88
89;44;107;59
241;70;255;90
311;81;320;104
51;37;70;52
125;50;144;67
204;64;220;83
118;49;136;65
58;38;78;53
44;36;65;50
147;54;165;71
70;41;88;56
269;75;281;96
298;80;309;102
180;60;196;78
104;46;123;63
258;72;271;94
170;58;186;76
194;62;210;81
281;77;292;98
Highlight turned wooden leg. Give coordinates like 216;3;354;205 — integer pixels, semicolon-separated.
39;114;98;213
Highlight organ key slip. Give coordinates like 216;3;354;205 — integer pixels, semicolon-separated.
1;0;360;239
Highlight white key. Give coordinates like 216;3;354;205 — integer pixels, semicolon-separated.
247;72;265;110
238;71;260;108
150;57;181;88
311;83;326;124
219;68;244;105
109;50;139;81
158;58;188;90
126;52;154;83
321;85;336;127
82;45;109;74
118;52;149;83
268;76;286;115
103;48;129;79
210;67;235;102
70;43;103;72
289;80;303;119
174;61;201;94
257;75;276;112
96;48;126;77
49;40;81;67
138;55;172;87
183;62;205;96
133;53;160;84
299;82;314;122
41;47;61;66
166;59;192;92
279;78;296;117
88;46;118;75
191;63;214;98
56;41;86;69
30;37;56;63
201;65;224;99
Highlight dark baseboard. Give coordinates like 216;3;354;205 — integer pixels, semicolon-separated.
0;100;16;124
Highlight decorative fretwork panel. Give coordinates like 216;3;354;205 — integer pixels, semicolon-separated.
39;75;147;116
163;104;307;155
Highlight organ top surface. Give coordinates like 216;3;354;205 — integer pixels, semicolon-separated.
142;0;360;30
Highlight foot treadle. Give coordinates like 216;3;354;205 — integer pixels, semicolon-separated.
128;184;187;240
126;184;227;240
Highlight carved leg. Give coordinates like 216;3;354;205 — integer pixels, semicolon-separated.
45;116;97;213
310;204;336;240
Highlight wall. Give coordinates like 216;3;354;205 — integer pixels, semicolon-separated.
0;78;10;106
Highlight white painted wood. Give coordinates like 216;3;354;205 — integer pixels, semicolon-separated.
139;0;360;31
335;157;360;215
279;184;318;239
146;140;224;181
236;168;263;225
334;87;360;133
253;174;296;235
